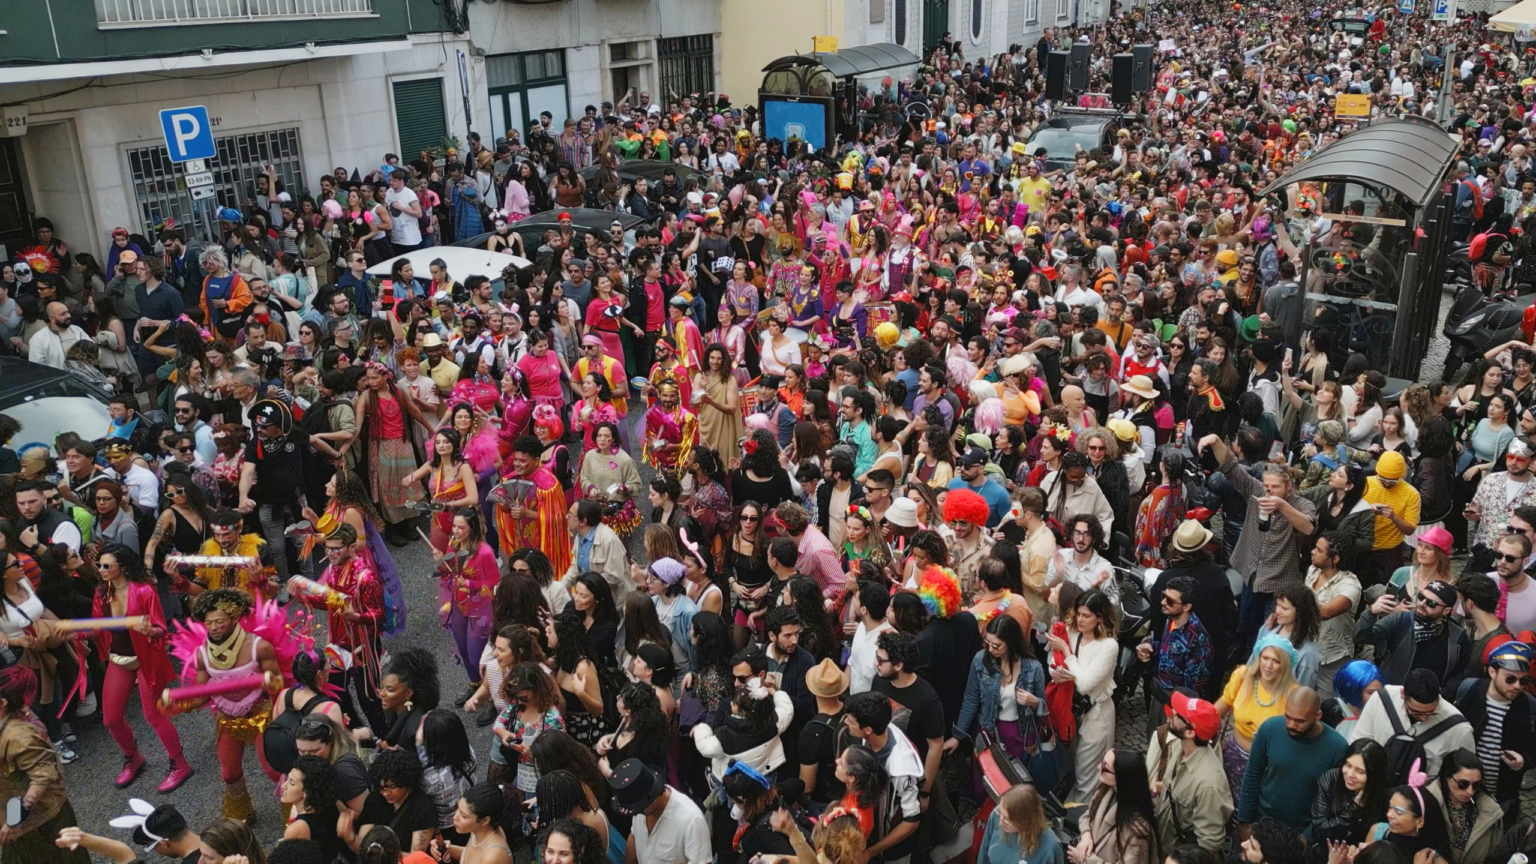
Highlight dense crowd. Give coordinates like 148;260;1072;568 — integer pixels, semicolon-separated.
5;1;1536;864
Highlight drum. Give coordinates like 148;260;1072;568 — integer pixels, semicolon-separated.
785;327;810;344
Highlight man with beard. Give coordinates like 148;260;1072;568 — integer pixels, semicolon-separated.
164;588;282;822
1145;689;1232;853
287;523;387;735
1488;532;1536;635
15;479;83;553
1465;436;1536;555
940;486;995;600
1235;687;1347;836
27;300;88;369
1350;668;1474;779
1453;640;1536;807
1185;358;1232;443
642;377;698;482
493;435;572;578
1356;578;1471;687
179;508;275;599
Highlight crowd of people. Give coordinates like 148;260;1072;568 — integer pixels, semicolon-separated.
6;1;1536;864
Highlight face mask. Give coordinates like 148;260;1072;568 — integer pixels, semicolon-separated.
730;803;744;821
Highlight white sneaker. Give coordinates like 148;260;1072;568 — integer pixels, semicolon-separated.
75;692;98;718
52;741;77;764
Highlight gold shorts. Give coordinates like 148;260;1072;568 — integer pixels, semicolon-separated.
216;697;273;744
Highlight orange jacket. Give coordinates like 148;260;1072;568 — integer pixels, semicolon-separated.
200;271;253;324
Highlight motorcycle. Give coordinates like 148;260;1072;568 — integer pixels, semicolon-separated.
1441;279;1535;383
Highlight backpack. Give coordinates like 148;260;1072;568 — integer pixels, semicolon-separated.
261;690;337;775
1379;689;1468;785
1461;180;1485;222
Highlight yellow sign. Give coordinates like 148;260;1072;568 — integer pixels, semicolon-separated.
1335;93;1371;118
814;36;839;53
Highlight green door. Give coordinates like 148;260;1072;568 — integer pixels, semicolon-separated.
393;79;448;160
923;0;950;53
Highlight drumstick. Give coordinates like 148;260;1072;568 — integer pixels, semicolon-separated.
416;525;434;546
49;616;145;633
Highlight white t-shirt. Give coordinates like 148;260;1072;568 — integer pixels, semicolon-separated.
848;619;895;695
384;186;423;246
633;788;712;864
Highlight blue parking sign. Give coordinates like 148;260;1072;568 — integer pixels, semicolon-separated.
159;106;215;163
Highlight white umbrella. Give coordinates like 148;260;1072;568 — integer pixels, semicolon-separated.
366;246;530;281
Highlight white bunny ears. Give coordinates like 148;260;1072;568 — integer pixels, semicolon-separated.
110;799;166;848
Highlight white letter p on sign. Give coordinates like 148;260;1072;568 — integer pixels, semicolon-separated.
171;113;201;158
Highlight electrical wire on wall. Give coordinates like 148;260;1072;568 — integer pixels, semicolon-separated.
435;0;471;33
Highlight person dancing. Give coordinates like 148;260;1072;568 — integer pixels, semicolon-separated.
431;508;499;708
165;588;282;823
288;522;387;736
92;545;192;793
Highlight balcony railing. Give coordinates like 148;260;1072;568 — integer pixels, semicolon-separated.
96;0;375;27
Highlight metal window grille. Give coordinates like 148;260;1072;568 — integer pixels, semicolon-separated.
97;0;373;26
971;0;983;40
125;127;303;244
658;36;714;103
895;0;908;46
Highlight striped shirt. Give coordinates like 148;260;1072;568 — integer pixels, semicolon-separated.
1476;691;1510;799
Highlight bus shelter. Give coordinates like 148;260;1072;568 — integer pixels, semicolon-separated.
758;42;918;151
1257;116;1460;379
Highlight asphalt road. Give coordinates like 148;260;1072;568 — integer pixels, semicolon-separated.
59;537;455;847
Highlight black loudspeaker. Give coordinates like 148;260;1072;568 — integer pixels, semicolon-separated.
1111;53;1133;105
1069;42;1090;92
1132;44;1154;91
1046;51;1070;101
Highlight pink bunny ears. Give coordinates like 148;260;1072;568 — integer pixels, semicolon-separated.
1407;757;1428;813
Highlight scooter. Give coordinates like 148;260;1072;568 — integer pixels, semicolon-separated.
1442;279;1535;383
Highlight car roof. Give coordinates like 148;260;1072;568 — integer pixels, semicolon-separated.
450;208;650;249
580;160;706;185
0;357;78;401
1037;112;1117;131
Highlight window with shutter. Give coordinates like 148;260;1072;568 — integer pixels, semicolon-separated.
393;79;448;159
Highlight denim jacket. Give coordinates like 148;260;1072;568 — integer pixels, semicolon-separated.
955;649;1048;739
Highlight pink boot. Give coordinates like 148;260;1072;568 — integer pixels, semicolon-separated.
115;752;146;788
158;756;194;794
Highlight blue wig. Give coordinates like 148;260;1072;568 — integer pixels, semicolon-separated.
1333;660;1381;710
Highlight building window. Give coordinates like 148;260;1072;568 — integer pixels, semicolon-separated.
125;128;302;244
393;79;447;160
1025;0;1038;23
1056;0;1067;18
971;0;983;40
609;41;653;106
97;0;374;28
895;0;907;45
659;36;714;103
487;50;569;139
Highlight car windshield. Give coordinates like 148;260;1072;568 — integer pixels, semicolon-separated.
1027;127;1102;160
0;377;112;451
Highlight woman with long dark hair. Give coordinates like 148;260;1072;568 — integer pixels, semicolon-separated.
725;502;774;647
784;576;840;663
596;682;672;776
92;545;190;792
545;616;608;749
535;769;622;860
508;547;566;616
1311;739;1390;854
429;510;500;709
403;427;479;550
953;614;1046;771
354;362;432;544
531;730;611;812
1071;748;1159;864
1048;589;1120;805
416;709;477;844
1427;749;1502;864
561;571;620;669
730;429;796;511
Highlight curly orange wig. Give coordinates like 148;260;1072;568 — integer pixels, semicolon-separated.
941;488;989;527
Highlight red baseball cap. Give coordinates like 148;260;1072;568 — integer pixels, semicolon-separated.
1166;690;1220;742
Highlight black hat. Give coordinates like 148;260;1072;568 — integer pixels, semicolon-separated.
247;398;293;435
609;758;664;815
111;800;187;851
